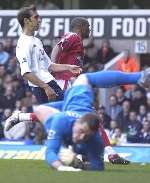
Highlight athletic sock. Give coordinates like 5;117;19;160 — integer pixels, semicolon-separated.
18;113;38;122
86;71;141;88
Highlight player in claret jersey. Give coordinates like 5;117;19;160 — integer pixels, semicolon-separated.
51;17;90;90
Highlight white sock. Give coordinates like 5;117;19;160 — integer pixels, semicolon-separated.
105;146;116;155
18;113;31;121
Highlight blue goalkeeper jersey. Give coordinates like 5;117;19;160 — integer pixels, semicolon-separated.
44;85;104;170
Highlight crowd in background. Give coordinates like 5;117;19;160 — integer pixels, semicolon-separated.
0;37;150;145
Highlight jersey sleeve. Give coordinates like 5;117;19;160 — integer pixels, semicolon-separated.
57;33;79;51
43;48;53;68
16;43;32;76
44;113;68;166
85;132;104;170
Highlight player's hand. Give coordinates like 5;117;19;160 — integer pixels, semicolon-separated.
59;146;75;166
68;65;82;75
57;165;81;172
71;157;90;170
43;84;56;101
108;154;130;165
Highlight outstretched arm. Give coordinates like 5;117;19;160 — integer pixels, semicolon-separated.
45;114;81;171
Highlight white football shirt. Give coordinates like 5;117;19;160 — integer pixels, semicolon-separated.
16;33;55;87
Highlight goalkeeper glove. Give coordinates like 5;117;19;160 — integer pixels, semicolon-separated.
70;156;90;170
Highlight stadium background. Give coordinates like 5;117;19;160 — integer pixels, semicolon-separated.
0;1;150;180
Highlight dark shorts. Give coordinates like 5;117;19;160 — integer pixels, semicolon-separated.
31;80;64;104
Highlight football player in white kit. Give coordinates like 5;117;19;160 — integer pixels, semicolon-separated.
16;5;81;104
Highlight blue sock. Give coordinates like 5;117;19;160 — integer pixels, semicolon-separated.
86;71;142;88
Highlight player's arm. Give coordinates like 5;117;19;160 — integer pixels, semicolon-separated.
49;63;82;75
46;139;81;172
45;114;81;171
51;44;62;63
24;72;56;100
23;72;50;89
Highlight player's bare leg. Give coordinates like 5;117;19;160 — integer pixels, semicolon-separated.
4;105;59;131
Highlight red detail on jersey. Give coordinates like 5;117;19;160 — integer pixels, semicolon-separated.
30;113;38;122
54;32;84;80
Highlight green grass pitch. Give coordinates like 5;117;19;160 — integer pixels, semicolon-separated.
0;160;150;183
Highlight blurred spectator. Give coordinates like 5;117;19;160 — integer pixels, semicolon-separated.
25;121;46;145
21;106;28;113
12;76;26;100
25;122;36;144
137;105;147;123
0;108;3;122
95;39;116;69
115;87;128;106
37;0;59;9
126;111;142;143
83;49;93;66
106;120;118;139
85;63;98;73
31;95;38;106
0;122;4;139
1;108;12;139
0;65;6;94
146;112;150;123
130;87;147;112
97;105;111;129
146;94;150;111
15;100;22;111
2;74;13;89
3;38;15;56
109;128;127;145
21;90;34;112
124;84;138;100
138;121;150;143
116;100;131;132
106;95;122;120
32;122;46;145
83;39;97;70
0;42;10;65
1;85;16;109
1;108;12;122
117;49;140;90
6;57;17;74
0;64;6;80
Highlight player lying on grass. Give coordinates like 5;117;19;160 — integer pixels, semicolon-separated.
4;69;150;171
4;109;129;165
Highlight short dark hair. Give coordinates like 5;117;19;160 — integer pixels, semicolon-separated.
70;17;88;31
17;4;37;28
79;113;100;132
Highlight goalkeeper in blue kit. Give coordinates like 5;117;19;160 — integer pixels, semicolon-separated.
5;69;150;171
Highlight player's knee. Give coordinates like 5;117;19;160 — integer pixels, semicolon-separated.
73;74;89;86
33;105;45;120
33;105;41;114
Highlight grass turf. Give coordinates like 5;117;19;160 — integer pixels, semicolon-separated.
0;159;150;183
